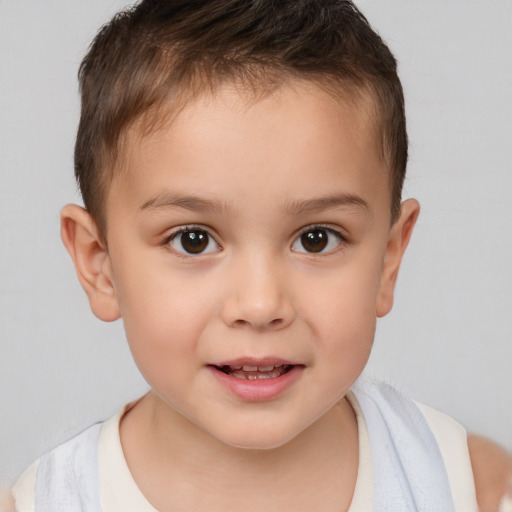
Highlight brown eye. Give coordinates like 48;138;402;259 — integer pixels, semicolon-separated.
292;227;343;254
169;228;220;255
180;230;208;253
301;229;328;253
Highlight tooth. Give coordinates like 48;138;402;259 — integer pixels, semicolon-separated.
243;366;258;372
247;374;258;380
231;365;242;370
258;366;274;372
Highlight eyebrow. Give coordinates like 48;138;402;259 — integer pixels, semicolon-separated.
139;193;229;214
139;192;370;216
281;194;371;216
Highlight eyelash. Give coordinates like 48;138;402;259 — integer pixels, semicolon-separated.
291;225;346;255
162;224;347;256
162;225;221;256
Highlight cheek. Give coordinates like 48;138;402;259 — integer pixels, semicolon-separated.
319;301;376;374
302;258;382;358
120;296;208;398
112;263;216;376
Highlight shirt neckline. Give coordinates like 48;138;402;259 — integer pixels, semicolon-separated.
98;393;373;511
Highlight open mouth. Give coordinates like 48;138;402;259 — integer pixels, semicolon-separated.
214;364;294;380
209;361;303;400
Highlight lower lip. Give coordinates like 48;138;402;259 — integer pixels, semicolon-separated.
208;365;304;402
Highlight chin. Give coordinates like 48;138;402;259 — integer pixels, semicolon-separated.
212;422;303;451
225;436;296;451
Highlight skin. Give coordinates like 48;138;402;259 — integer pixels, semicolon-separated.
469;435;512;512
0;488;15;512
60;80;509;511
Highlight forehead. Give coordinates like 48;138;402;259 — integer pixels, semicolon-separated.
107;80;390;222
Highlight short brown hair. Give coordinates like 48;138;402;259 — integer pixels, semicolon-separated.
75;0;407;237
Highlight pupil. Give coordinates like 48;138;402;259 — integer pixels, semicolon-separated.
301;229;328;253
181;230;208;253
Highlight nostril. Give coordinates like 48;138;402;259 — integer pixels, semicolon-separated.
231;316;286;330
232;318;249;328
269;318;285;328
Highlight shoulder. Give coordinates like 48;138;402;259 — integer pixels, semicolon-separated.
351;379;478;509
417;403;480;511
11;422;103;512
11;460;38;512
352;379;512;510
0;487;17;512
468;434;512;512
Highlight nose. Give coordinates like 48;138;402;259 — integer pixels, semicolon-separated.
220;254;296;331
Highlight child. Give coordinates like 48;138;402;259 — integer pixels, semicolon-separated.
10;0;512;511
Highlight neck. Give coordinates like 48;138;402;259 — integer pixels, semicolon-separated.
120;392;359;512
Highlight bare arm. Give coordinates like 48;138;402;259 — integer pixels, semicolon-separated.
0;488;15;512
468;434;512;512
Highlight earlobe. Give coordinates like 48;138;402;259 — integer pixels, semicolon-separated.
60;204;121;322
376;199;420;318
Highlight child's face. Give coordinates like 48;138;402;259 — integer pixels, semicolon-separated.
66;80;417;449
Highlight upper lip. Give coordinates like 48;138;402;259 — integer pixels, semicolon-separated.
210;357;298;368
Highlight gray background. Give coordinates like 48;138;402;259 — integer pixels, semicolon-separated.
1;0;511;482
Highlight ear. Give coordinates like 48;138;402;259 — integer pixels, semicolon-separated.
376;199;420;318
60;204;120;322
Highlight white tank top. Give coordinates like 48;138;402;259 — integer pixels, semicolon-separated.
13;379;479;512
